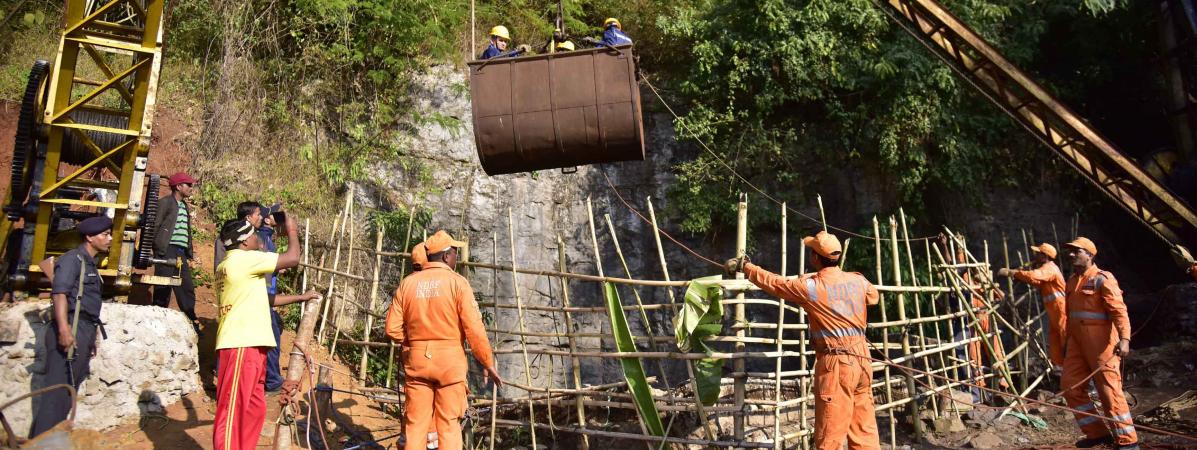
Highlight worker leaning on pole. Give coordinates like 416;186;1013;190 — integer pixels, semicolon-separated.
998;243;1067;368
386;230;502;450
1059;237;1139;450
727;231;881;450
28;216;112;438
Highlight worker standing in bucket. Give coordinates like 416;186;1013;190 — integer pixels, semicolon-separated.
28;216;112;438
998;243;1067;369
1059;237;1139;450
479;25;529;59
386;230;502;450
727;231;881;450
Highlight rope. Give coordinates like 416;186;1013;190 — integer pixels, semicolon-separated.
598;170;722;267
637;74;938;242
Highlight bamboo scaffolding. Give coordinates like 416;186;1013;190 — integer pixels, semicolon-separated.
303;195;1055;449
358;229;384;380
507;208;539;450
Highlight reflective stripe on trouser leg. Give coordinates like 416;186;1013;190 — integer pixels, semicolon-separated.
1094;363;1137;446
1061;342;1110;440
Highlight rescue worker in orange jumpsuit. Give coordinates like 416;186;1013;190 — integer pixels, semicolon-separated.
728;231;880;450
411;242;427;271
999;243;1067;369
386;230;502;450
1060;237;1138;450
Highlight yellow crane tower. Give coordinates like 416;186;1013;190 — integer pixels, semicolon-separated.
2;0;178;300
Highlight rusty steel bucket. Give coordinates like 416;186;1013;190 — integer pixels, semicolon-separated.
468;44;646;175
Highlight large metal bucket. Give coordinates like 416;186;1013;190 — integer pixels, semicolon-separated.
468;44;645;175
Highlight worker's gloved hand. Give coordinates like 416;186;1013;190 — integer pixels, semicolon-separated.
516;44;531;54
723;256;749;277
996;268;1011;278
1113;338;1131;358
582;36;601;45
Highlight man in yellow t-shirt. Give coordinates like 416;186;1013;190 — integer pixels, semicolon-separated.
212;216;314;450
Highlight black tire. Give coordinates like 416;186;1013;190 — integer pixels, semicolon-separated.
6;60;50;217
135;174;160;269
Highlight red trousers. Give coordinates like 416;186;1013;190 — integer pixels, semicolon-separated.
214;347;268;450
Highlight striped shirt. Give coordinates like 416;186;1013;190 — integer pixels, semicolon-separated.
170;201;190;248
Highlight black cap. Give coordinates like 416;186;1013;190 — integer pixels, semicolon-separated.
220;219;256;249
78;216;113;236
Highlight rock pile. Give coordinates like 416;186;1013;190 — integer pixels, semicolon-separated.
0;301;201;437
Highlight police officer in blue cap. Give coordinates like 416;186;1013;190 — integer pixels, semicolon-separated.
29;215;112;437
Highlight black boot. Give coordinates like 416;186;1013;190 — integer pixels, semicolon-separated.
1075;436;1114;448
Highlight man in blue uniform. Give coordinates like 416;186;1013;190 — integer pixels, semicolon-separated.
258;204;285;392
601;18;632;46
29;216;112;437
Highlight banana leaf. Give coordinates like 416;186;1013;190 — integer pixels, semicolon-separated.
603;282;665;436
673;275;725;406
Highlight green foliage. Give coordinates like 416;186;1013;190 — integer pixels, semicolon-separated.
366;208;432;253
331;325;394;387
192;264;215;288
655;0;1126;233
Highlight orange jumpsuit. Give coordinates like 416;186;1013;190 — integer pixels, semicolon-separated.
1060;265;1137;446
745;263;881;450
962;272;1006;378
385;261;494;450
1012;261;1067;366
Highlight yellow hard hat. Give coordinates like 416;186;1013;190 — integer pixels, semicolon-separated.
555;41;575;51
604;18;621;29
489;25;511;41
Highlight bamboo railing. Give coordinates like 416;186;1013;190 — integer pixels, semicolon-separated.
293;195;1053;449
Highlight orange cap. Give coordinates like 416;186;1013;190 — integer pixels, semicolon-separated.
411;243;428;269
1062;237;1097;256
802;231;842;261
424;230;466;254
1030;243;1057;259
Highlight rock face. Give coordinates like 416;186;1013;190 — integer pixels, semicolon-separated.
348;64;1161;393
0;301;201;437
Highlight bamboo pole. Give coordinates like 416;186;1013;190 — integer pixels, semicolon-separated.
873;217;897;449
931;243;1028;415
773;202;786;450
358;229;384;380
384;206;417;389
556;235;590;450
645;197;714;442
489;233;499;450
797;238;810;450
272;294;324;450
585;198;652;447
301;218;310;316
318;189;351;345
603;214;671;387
507;208;539;450
733;195;748;444
329;199;357;355
924;238;959;417
899;209;939;417
890;217;922;440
